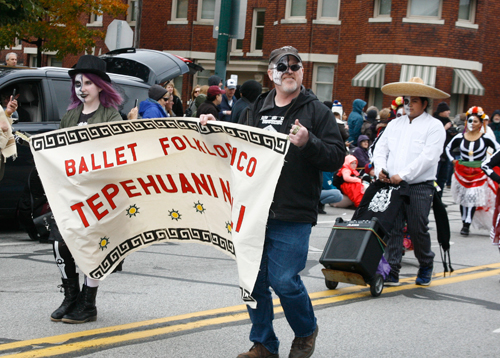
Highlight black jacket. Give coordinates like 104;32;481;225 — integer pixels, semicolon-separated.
197;100;219;118
238;86;345;224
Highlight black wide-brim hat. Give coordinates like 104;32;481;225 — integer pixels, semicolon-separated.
68;55;111;83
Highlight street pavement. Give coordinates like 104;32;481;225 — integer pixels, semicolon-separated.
1;187;500;357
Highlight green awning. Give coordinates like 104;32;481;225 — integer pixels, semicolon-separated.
452;69;485;96
352;63;385;88
399;65;436;87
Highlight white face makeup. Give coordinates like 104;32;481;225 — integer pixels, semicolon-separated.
397;107;405;117
467;116;475;132
404;96;411;115
74;74;85;103
74;74;101;106
271;56;288;86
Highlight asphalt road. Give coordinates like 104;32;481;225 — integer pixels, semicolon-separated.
1;188;500;357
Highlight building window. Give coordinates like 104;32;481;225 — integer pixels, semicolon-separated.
88;8;103;27
408;0;441;18
375;0;391;16
318;0;340;19
231;39;243;54
250;9;265;53
127;0;138;25
48;57;63;67
195;68;211;86
173;0;188;20
287;0;307;18
313;64;334;103
458;0;476;22
199;0;216;20
28;55;38;68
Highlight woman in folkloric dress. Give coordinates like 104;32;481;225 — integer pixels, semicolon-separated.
445;106;500;236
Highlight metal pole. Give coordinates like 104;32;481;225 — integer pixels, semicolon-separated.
214;0;232;81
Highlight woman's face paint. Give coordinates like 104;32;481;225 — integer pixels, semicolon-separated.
74;74;101;105
397;107;405;117
467;116;481;132
404;96;411;115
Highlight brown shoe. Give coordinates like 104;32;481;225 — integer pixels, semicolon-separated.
237;343;279;358
288;325;319;358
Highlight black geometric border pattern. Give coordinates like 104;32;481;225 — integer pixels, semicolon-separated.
31;119;288;155
89;227;235;279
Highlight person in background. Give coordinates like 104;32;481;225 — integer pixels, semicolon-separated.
52;55;123;324
196;85;223;118
433;101;453;197
330;100;349;149
164;92;175;117
208;75;223;88
0;95;18;181
219;79;237;122
185;85;201;117
318;171;343;214
347;98;366;145
163;80;183;116
489;110;500;144
482;115;497;141
352;135;371;169
139;84;169;119
361;107;378;142
5;52;18;67
193;85;209;117
232;80;262;124
336;155;365;208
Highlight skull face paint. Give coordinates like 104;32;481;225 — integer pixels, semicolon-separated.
397;107;405;117
404;96;411;115
467;116;475;131
271;56;288;86
74;74;85;103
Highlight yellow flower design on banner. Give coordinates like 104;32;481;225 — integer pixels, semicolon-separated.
169;209;182;221
126;204;140;217
99;237;110;251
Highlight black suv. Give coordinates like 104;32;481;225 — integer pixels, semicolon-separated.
0;49;191;221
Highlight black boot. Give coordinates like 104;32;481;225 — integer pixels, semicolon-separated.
62;284;98;324
318;202;326;214
460;223;470;236
50;275;80;322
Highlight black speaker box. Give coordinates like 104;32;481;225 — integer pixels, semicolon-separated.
320;217;386;280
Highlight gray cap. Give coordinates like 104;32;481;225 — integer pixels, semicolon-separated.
269;46;302;64
148;84;168;101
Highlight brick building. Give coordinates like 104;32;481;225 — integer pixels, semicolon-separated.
139;0;498;116
3;0;498;116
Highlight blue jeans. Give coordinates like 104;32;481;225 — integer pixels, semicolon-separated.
320;189;343;204
247;219;317;354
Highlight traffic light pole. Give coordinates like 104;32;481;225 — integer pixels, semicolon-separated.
214;0;232;82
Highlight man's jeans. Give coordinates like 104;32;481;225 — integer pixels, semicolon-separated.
320;189;343;204
247;219;317;354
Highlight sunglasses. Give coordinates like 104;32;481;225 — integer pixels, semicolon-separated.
194;90;200;93
162;97;170;101
275;63;302;72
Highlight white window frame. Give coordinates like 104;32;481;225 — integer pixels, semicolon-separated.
249;8;265;56
283;0;307;24
403;0;444;25
456;0;478;29
87;8;103;27
169;0;189;24
127;0;138;26
48;56;63;67
369;0;392;22
230;39;244;56
315;0;341;23
195;0;215;25
312;63;335;103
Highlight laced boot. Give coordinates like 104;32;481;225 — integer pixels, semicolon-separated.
50;275;80;322
288;325;319;358
61;284;98;324
237;343;279;358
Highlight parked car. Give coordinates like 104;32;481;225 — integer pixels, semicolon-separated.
0;49;191;222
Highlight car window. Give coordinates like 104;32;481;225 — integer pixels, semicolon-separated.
114;83;149;117
50;79;72;121
0;81;43;123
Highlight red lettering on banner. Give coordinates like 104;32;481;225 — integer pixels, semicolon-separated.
120;180;142;198
237;151;247;171
213;145;228;158
246;157;257;177
171;136;187;151
159;137;170;155
138;175;161;195
203;142;217;156
115;146;126;165
103;151;114;168
193;139;207;154
192;173;212;195
102;184;119;209
65;159;76;177
78;157;89;174
183;136;197;149
235;205;246;233
156;174;178;193
127;143;138;162
179;173;196;194
70;202;89;227
220;178;232;205
207;175;218;198
86;194;109;221
91;154;101;170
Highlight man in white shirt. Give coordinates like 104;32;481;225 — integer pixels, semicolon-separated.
373;77;449;286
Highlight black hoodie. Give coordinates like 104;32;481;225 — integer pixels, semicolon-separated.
239;86;345;224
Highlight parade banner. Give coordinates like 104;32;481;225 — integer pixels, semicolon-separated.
31;118;289;307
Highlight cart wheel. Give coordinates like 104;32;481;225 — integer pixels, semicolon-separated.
369;274;384;297
325;278;339;290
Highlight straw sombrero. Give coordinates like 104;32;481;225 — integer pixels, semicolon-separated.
381;77;450;99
